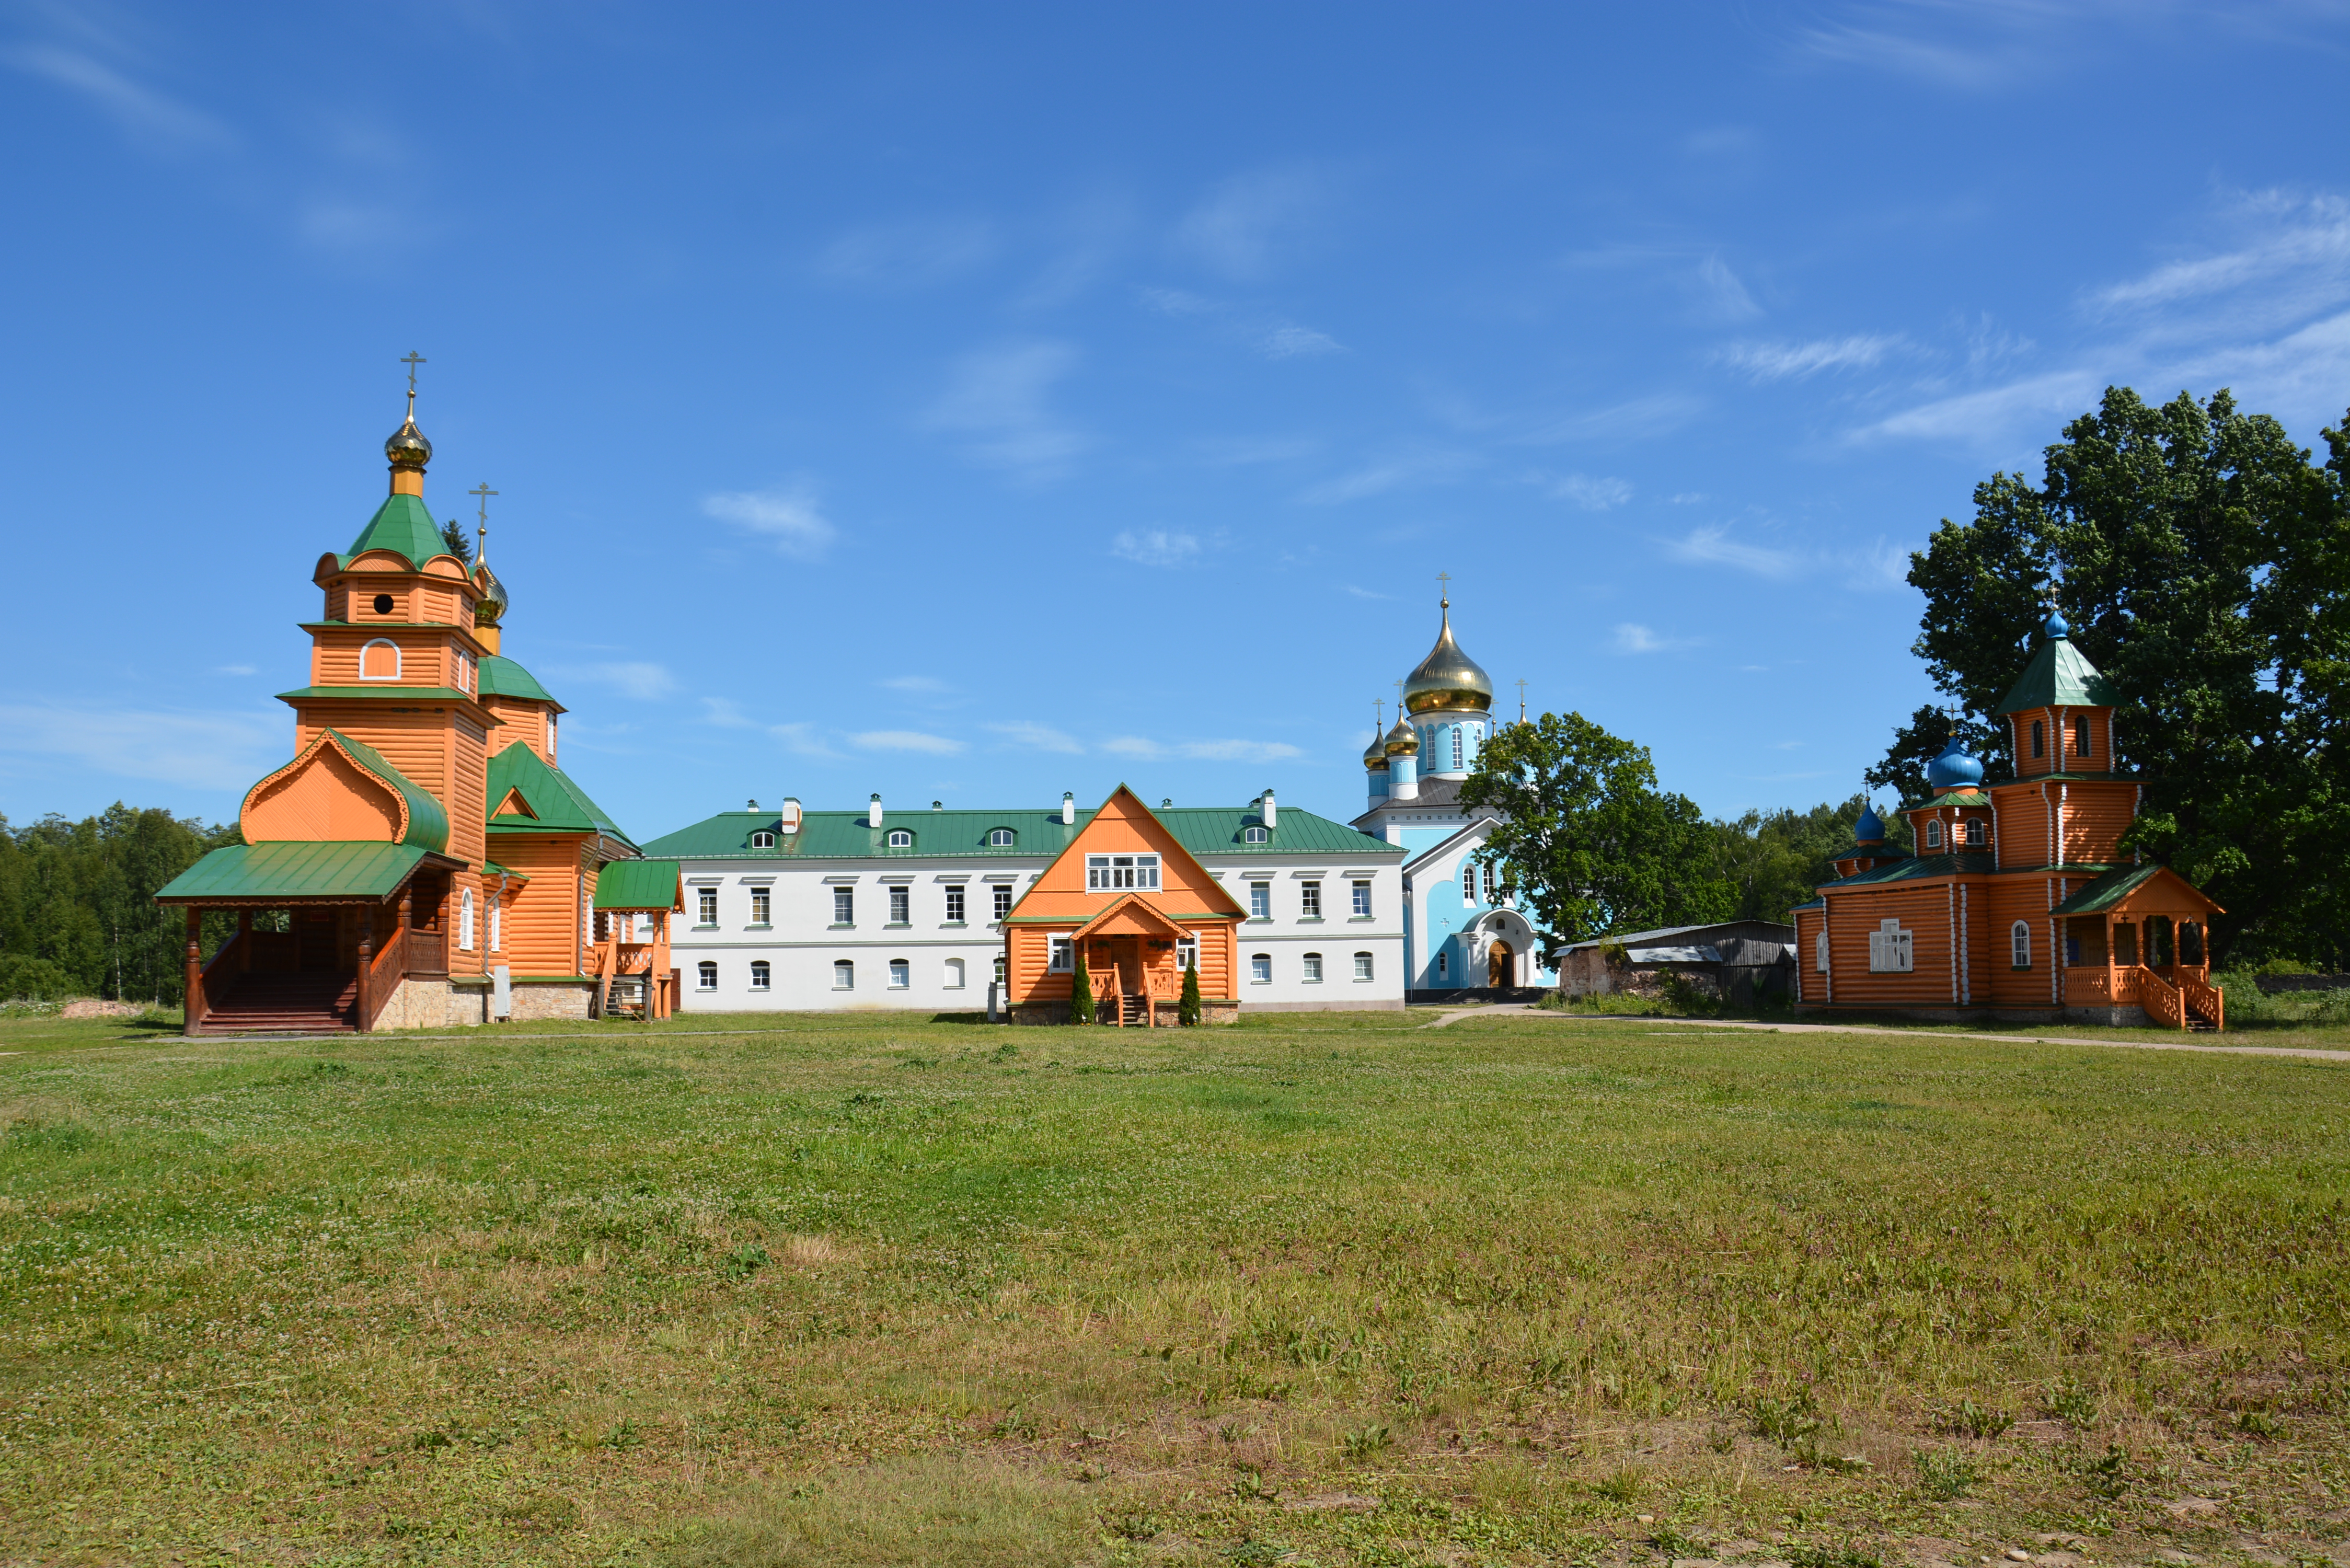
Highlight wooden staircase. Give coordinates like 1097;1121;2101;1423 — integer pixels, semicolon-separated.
602;973;651;1020
196;972;357;1035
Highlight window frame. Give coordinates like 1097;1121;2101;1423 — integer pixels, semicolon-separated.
2010;919;2032;970
1964;818;1986;847
750;886;771;926
1351;880;1373;918
1815;930;1829;973
944;884;966;924
1242;825;1269;845
1177;936;1198;974
1925;819;1944;850
987;827;1016;847
2031;718;2045;758
1086;854;1161;892
888;958;910;990
1248;882;1272;920
749;960;771;991
750;829;776;849
992;884;1013;921
1249;952;1273;985
1300;880;1321;918
696;960;718;990
888;885;911;925
1867;919;1915;974
1301;951;1322;983
832;959;855;990
1352;951;1374;982
2073;714;2092;757
1048;936;1073;973
359;637;402;682
696;886;719;927
458;887;476;952
832;886;854;926
886;828;913;849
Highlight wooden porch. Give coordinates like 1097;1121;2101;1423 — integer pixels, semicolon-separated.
2060;908;2223;1030
181;878;454;1035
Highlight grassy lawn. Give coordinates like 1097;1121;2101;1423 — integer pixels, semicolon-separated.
2;1008;2346;1567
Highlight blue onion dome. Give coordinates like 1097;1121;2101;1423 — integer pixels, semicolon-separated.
1381;717;1420;756
2043;608;2070;639
1926;734;1985;790
1854;802;1885;843
1362;727;1389;771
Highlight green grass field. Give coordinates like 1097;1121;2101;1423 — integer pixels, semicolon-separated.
2;1007;2345;1567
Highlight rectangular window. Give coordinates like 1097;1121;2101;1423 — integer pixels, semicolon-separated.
1086;854;1161;891
833;959;854;990
888;886;910;925
697;886;719;926
993;885;1013;920
1351;880;1372;917
1452;729;1464;769
2074;715;2092;757
696;960;718;990
1300;881;1321;917
1353;951;1374;982
1867;919;1915;973
993;953;1007;987
945;885;966;923
833;887;854;925
1250;952;1272;984
750;886;770;925
1049;936;1073;972
889;959;909;989
1177;937;1197;974
1249;882;1271;920
749;960;770;991
1302;952;1323;983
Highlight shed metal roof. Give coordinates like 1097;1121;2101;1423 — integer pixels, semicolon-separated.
156;841;434;904
594;859;681;910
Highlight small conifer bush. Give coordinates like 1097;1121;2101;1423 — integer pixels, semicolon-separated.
1069;949;1094;1024
1179;954;1202;1025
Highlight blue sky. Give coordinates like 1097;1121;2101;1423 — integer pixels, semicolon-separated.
3;2;2345;838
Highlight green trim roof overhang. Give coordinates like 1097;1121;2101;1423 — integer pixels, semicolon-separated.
594;859;681;910
277;686;500;723
2051;863;2222;916
1920;790;1990;809
1996;636;2121;714
478;654;560;707
156;841;455;904
237;730;451;854
338;493;458;573
1819;851;1998;889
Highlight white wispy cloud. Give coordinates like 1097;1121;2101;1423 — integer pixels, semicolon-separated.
813;217;997;288
879;675;950;694
1104;736;1306;763
1694;253;1761;322
1549;474;1635;510
0;702;281;792
701;697;756;729
1299;447;1478;504
985;721;1085;754
1611;624;1697;655
1178;164;1332;281
1341;584;1391;601
575;662;678;700
1259;324;1342;359
1720;334;1905;380
1524;393;1703;446
213;664;257;676
768;722;842;760
925;341;1086;482
703;483;838;557
1666;524;1804;580
851;730;965;755
2;41;233;153
1111;529;1201;567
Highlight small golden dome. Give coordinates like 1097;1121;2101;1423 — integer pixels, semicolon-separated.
1402;601;1492;714
386;416;432;469
473;562;509;626
1362;727;1390;771
1382;717;1420;756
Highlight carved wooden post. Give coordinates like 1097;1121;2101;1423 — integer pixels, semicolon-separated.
184;907;204;1035
2104;913;2118;1007
356;908;374;1033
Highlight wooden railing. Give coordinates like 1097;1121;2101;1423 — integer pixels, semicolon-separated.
406;929;447;975
2179;973;2225;1031
188;929;246;1032
2064;966;2133;1004
2136;965;2184;1029
359;924;406;1033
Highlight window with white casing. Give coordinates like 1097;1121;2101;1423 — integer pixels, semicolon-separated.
2011;920;2032;969
1868;919;1915;973
889;886;909;924
1049;936;1073;972
697;961;717;990
751;830;775;849
989;827;1015;847
750;961;770;991
459;888;475;951
833;887;853;925
945;885;965;923
1086;854;1161;891
697;886;718;926
889;959;909;990
1452;729;1464;769
1250;953;1272;984
1353;951;1374;982
993;953;1006;987
1177;937;1197;974
833;960;854;990
993;885;1013;920
360;638;400;681
1300;881;1321;917
1302;952;1322;982
1966;818;1986;847
1926;819;1943;849
1815;931;1829;973
750;887;770;925
944;958;965;989
1243;826;1269;844
887;829;912;848
1352;880;1372;917
1249;882;1272;919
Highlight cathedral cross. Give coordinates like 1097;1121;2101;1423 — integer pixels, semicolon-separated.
1436;569;1452;608
400;351;427;421
468;482;498;564
1515;677;1528;723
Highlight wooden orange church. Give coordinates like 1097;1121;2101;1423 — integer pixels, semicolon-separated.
156;377;681;1032
1792;610;2224;1030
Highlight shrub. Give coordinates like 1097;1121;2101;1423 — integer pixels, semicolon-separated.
1916;1446;1979;1500
1069;950;1093;1024
1179;954;1202;1025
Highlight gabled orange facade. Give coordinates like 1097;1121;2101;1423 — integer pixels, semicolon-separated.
1001;786;1248;1024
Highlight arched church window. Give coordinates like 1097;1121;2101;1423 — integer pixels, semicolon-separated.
2031;719;2044;758
1815;931;1829;973
1925;820;1943;849
360;638;401;681
2011;920;2031;969
459;889;476;952
1451;728;1464;770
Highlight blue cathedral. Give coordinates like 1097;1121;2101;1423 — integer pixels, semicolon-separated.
1351;593;1552;992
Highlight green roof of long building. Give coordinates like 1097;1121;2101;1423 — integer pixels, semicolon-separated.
639;800;1400;861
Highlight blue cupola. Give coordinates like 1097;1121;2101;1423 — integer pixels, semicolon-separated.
1925;734;1984;791
1854;802;1886;843
2043;608;2070;639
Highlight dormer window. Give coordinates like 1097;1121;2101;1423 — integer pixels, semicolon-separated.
987;827;1016;847
1925;819;1944;849
885;829;912;848
1243;826;1270;845
750;831;776;849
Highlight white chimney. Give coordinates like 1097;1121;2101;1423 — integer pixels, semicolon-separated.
868;792;883;829
779;798;802;835
1061;791;1076;826
1261;787;1277;831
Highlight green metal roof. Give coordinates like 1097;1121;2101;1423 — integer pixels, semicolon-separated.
1995;632;2121;714
2046;863;2219;916
595;859;681;910
1819;851;1998;889
277;685;486;708
341;493;456;573
1920;789;1991;809
479;654;559;706
637;801;1399;861
486;744;636;848
156;841;432;904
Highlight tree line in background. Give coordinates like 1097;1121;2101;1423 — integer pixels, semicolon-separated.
0;807;239;1004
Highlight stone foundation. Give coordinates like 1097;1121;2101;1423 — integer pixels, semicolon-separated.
510;980;596;1021
371;977;488;1030
2064;1003;2151;1028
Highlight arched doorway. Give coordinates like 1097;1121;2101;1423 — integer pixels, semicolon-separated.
1487;939;1513;988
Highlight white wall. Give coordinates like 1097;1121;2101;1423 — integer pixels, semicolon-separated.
1212;857;1406;1010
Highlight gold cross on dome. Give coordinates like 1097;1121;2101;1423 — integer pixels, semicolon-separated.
1436;570;1452;607
468;481;497;523
1515;677;1528;721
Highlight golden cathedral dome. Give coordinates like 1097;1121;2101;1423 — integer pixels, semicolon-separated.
1362;727;1390;771
385;416;432;470
1382;717;1420;755
1401;600;1492;714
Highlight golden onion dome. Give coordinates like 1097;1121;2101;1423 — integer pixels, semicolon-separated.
385;415;432;469
1362;727;1390;771
473;561;509;627
1382;717;1420;756
1402;601;1492;714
